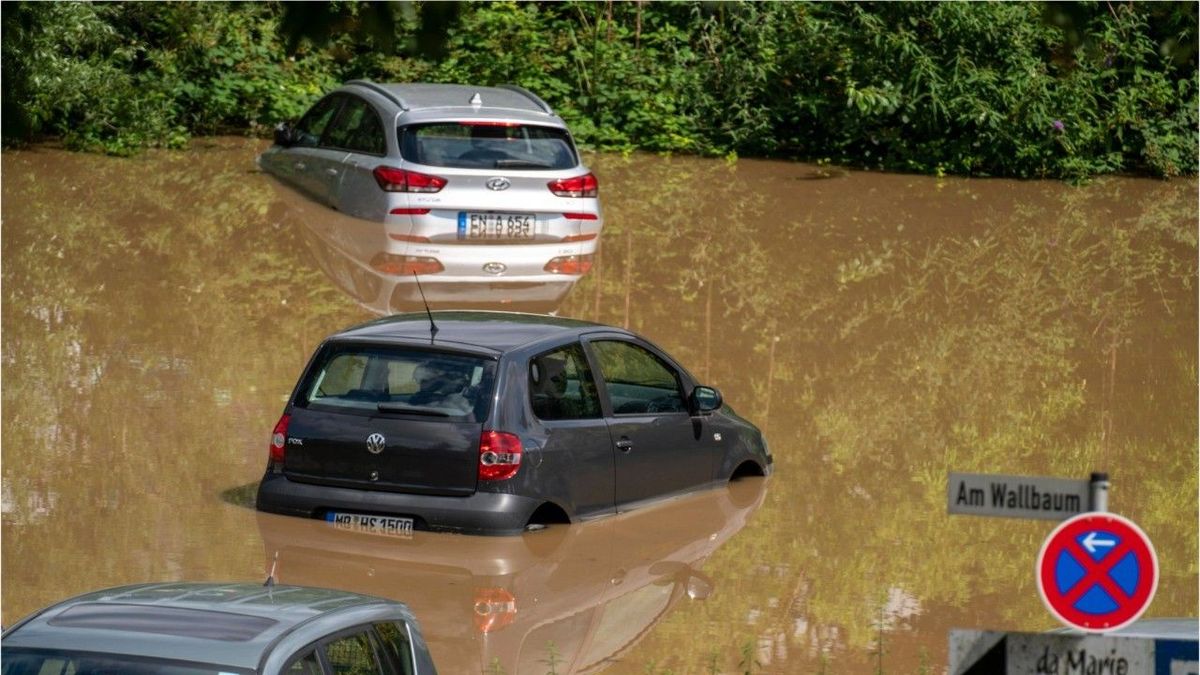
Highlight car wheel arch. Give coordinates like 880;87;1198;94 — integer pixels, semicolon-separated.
729;459;766;481
525;500;572;529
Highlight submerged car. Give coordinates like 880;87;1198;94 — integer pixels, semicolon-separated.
258;81;601;307
0;582;437;675
255;311;773;535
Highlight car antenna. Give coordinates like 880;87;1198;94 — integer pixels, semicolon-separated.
263;551;279;588
413;271;438;342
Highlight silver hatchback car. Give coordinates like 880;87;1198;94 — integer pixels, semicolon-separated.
259;81;602;306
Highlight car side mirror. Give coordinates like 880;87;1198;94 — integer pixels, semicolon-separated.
273;122;299;147
690;386;722;414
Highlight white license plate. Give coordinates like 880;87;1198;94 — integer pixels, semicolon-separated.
324;512;414;538
458;212;535;240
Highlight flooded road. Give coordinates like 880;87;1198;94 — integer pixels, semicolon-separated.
3;138;1196;673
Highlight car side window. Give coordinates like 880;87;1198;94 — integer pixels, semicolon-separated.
529;343;601;420
324;96;386;155
590;340;686;415
322;630;384;675
373;622;415;675
284;648;323;674
295;95;343;148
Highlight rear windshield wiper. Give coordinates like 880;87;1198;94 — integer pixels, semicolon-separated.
375;403;450;417
495;159;554;169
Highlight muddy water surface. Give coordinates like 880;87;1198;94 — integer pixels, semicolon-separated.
3;139;1196;673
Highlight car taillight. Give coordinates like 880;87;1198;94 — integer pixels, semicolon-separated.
548;172;598;198
270;414;290;465
389;207;431;215
544;254;594;275
373;166;446;193
479;431;522;481
561;212;598;220
473;588;517;633
370;253;444;276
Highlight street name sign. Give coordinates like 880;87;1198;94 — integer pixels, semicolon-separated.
948;472;1091;521
1037;512;1158;632
950;628;1198;675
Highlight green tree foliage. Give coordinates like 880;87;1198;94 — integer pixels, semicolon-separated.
2;3;337;154
3;1;1196;177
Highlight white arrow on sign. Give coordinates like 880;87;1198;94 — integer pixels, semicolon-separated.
1082;531;1117;554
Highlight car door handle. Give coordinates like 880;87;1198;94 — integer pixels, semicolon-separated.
615;439;633;452
294;161;306;170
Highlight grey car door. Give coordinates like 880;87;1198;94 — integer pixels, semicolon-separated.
526;342;615;518
325;95;391;221
261;94;338;198
584;337;711;508
288;93;350;206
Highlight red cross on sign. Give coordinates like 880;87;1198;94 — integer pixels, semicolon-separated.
1036;512;1158;632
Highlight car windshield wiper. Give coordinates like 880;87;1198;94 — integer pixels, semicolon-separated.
495;159;554;169
375;403;450;417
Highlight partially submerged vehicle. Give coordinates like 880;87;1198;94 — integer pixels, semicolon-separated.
1;582;438;674
256;311;772;535
259;81;601;310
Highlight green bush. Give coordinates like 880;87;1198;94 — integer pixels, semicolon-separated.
3;1;1195;178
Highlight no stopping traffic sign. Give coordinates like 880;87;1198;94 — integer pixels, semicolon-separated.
1036;512;1158;632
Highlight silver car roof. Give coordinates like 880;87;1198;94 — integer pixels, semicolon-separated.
343;81;565;127
2;582;416;671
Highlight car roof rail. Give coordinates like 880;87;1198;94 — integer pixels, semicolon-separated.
497;84;554;114
344;79;408;110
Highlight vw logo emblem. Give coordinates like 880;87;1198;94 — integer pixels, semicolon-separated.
485;177;511;191
482;262;507;275
366;433;386;454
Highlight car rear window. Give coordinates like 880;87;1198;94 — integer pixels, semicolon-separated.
300;344;497;422
400;122;577;170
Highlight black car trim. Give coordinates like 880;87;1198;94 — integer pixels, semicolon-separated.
326;335;504;358
285;471;475;498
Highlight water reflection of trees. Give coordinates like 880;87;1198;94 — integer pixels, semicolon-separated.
560;156;1197;672
1;140;368;617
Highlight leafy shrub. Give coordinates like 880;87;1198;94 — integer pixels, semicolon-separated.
3;1;1195;178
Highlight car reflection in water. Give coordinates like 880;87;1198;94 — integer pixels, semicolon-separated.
267;178;586;315
255;476;766;674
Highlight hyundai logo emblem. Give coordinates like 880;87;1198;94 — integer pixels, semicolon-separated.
482;262;507;275
485;177;511;191
366;433;386;454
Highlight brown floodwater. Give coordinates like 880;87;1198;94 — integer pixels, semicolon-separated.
2;138;1196;673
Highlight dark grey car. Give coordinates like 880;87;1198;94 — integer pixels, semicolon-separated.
256;311;773;535
0;582;437;675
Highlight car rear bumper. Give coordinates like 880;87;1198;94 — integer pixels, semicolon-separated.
256;472;542;536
